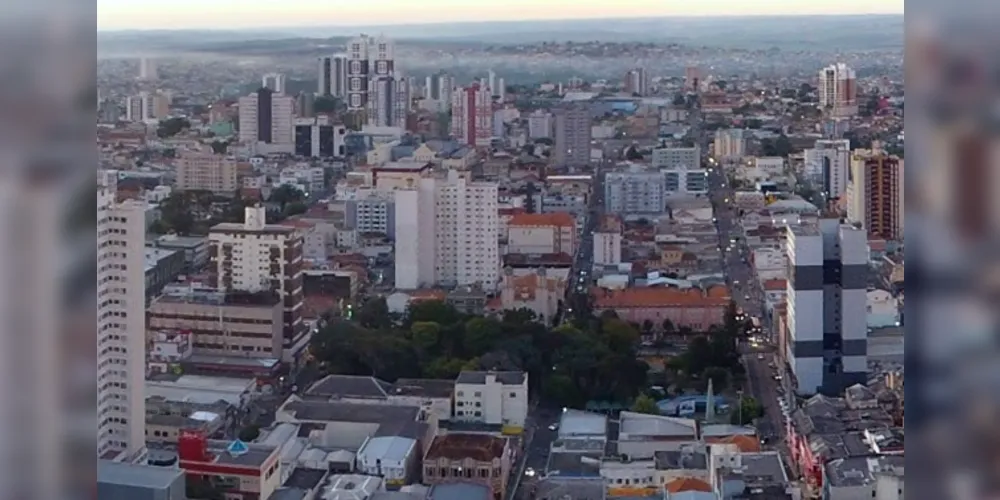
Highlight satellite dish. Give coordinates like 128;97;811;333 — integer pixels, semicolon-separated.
227;439;249;457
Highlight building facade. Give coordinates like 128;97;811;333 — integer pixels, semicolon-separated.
846;150;903;242
450;84;493;147
98;187;147;461
453;371;529;430
553;104;592;166
804;140;851;198
713;129;746;160
819;63;858;117
238;88;294;149
784;221;868;396
317;54;348;98
175;152;239;195
605;170;668;214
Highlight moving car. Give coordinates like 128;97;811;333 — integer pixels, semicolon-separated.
548;423;559;431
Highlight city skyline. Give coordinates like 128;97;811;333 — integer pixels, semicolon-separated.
97;0;903;31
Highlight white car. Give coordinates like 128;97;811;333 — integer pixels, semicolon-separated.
548;423;559;431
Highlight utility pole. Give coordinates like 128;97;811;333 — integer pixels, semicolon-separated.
737;389;744;425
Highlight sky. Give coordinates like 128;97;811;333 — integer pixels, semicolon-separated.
97;0;904;31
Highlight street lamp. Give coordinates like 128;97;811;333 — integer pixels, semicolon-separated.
737;389;744;425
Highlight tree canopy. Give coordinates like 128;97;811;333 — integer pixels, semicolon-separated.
630;394;661;415
310;299;650;409
731;396;764;425
157;117;191;139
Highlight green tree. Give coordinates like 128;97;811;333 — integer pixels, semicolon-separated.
157;117;191;138
630;394;661;415
269;184;305;212
357;297;391;329
238;425;260;442
314;96;343;113
661;319;675;334
407;300;460;327
672;93;686;106
410;321;442;353
158;192;196;235
731;396;764;425
465;317;501;355
625;146;643;161
702;366;731;392
210;140;230;154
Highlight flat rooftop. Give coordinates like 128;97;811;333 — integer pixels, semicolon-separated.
146;374;255;406
306;374;455;400
558;409;608;438
425;433;507;462
98;460;183;489
281;397;422;424
545;451;603;477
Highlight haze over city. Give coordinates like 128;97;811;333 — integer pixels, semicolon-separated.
98;0;904;31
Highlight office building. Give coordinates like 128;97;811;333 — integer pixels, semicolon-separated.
344;190;396;237
295;91;315;118
846;149;903;241
175;151;239;195
662;164;709;197
804;139;851;198
553;104;592;166
318;54;348;98
497;77;506;100
819;63;858;117
527;110;552;139
453;371;529;430
394;170;499;289
451;83;493;147
261;73;286;95
785;220;868;396
713;129;747;159
237;88;295;149
294;117;347;158
623;67;649;96
138;58;157;80
345;34;395;117
605;169;668;214
98;460;186;500
367;75;410;128
652;146;701;170
207;206;309;364
97;187;147;461
593;216;624;266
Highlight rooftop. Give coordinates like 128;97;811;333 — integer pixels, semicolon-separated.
283;467;329;490
319;473;384;500
280;397;422;425
717;452;787;487
618;412;697;439
654;449;708;471
592;285;730;308
456;371;526;385
427;482;493;500
544;451;603;477
358;436;417;463
425;433;507;462
825;455;904;488
98;460;183;490
202;439;279;468
534;477;605;500
558;409;608;438
508;212;576;227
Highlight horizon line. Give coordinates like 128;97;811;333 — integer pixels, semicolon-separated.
97;12;903;33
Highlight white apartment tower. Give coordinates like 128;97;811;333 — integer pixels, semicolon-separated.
394;170;500;290
262;73;287;95
819;63;858;117
125;92;167;123
345;34;395;117
318;54;348;97
138;58;157;80
804;139;851;198
527;110;553;139
367;75;410;128
785;220;868;396
97;186;147;461
425;72;455;108
238;88;295;151
713;129;747;160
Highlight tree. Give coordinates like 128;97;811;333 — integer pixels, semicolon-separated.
158;192;196;235
625;146;643;161
702;366;731;392
534;137;554;146
157;117;191;138
357;297;391;329
238;425;260;442
641;319;654;335
269;184;305;212
210;140;230;155
731;396;764;425
314;96;343;113
661;319;675;334
630;394;661;415
672;93;686;106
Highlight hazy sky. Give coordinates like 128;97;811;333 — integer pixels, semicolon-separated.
97;0;904;31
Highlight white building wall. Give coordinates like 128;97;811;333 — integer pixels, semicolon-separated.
593;232;622;266
393;189;422;290
97;188;147;460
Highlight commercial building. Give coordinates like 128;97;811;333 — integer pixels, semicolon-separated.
304;373;455;422
819;63;858;117
148;234;208;272
393;170;499;290
293;117;348;158
98;460;186;500
453;371;529;432
553;104;592;167
652;146;701;170
97;186;147;461
506;212;577;255
175;151;239;195
784;221;868;395
344;190;396;237
238;88;295;151
804;140;851;198
262;73;287;95
663;164;709;197
592;286;731;331
846;149;904;242
713;129;747;160
356;436;420;488
207;207;309;364
177;429;283;500
450;83;493;147
593;215;624;266
423;434;513;500
605;169;668;214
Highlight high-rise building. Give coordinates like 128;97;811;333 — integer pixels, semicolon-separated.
684;66;701;91
604;169;669;214
97;186;147;461
294;117;347;158
318;54;348;98
527;110;553;139
784;220;868;396
804;139;851;198
497;77;506;101
175;151;240;195
846;149;904;241
713;129;747;160
624;68;649;96
261;73;287;95
296;91;316;118
125;91;168;123
425;72;455;108
207;207;309;364
367;75;410;128
238;88;295;149
345;34;395;118
553;104;592;167
394;170;499;289
819;63;858;117
138;57;157;80
487;70;497;97
450;83;493;147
